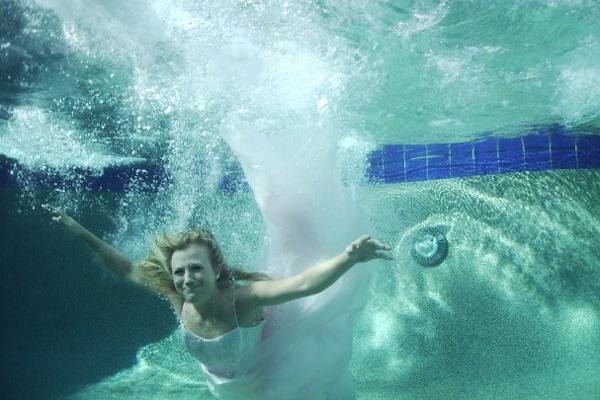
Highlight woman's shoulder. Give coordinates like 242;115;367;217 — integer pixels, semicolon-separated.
231;281;252;301
231;284;266;324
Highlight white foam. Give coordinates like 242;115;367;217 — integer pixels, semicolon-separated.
0;106;145;170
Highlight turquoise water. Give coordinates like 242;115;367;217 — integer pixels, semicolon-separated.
1;1;600;399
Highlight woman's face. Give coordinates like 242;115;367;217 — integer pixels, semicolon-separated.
171;243;219;301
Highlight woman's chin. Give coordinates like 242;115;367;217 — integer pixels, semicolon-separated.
185;291;207;300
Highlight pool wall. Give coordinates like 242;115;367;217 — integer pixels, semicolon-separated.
1;124;599;192
368;124;600;183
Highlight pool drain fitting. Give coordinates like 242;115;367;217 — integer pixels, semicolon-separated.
411;226;449;267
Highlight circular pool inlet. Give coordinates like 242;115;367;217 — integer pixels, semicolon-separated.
411;227;449;267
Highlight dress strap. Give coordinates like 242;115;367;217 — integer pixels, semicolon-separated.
231;276;239;328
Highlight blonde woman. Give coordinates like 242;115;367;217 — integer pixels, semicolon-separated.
42;203;392;399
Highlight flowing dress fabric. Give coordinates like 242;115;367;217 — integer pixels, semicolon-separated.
204;119;374;399
180;290;267;399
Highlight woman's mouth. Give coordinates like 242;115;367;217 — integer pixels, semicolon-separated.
184;284;202;292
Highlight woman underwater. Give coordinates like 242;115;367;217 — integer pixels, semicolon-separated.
42;203;393;399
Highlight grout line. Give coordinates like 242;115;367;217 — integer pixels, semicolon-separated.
425;144;429;180
448;143;452;177
548;135;553;170
402;145;407;183
575;139;579;169
496;139;500;173
521;137;527;170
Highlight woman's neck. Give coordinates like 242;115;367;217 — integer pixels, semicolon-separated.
188;286;233;320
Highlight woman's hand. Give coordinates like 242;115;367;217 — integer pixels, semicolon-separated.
42;203;86;236
345;235;393;263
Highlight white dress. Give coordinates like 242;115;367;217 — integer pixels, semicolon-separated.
180;290;268;399
194;117;374;399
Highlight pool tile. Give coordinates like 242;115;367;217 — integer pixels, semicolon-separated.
405;144;427;182
498;137;526;173
366;149;385;183
427;143;451;180
577;135;600;168
450;142;475;177
382;144;405;183
523;135;551;171
475;139;499;175
550;133;577;169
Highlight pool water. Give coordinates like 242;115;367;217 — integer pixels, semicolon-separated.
1;1;599;399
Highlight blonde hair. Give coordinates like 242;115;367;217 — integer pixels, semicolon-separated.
136;229;272;295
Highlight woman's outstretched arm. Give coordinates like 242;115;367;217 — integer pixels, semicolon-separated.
42;204;135;280
243;235;393;307
42;204;182;315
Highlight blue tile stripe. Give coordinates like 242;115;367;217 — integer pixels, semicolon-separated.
0;156;170;192
367;124;600;184
1;124;599;192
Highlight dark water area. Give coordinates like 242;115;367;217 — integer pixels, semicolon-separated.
0;188;175;400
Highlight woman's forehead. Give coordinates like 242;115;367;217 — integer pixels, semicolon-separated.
172;243;211;266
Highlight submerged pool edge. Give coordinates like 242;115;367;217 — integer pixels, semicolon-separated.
367;124;600;184
1;124;599;192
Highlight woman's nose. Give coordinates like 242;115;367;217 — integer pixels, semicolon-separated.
184;272;200;284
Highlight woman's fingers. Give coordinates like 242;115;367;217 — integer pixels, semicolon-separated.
368;238;391;251
356;235;370;245
378;251;394;260
351;235;394;260
374;239;391;250
372;239;393;260
42;203;60;214
42;203;66;224
357;236;392;249
364;236;394;260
